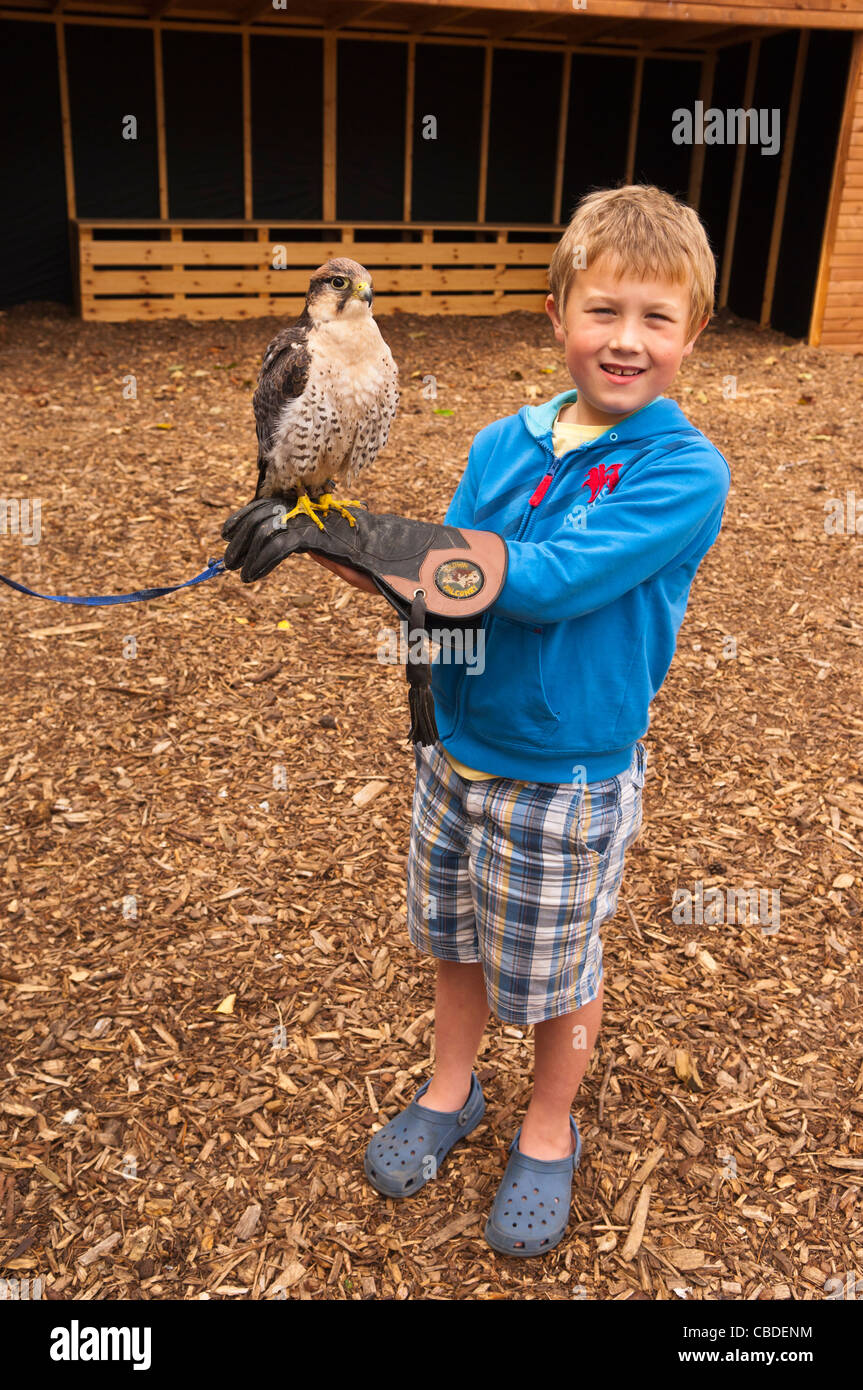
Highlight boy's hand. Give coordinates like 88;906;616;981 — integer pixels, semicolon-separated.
309;552;379;594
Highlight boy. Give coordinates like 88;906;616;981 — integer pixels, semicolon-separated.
227;183;730;1258
361;184;729;1256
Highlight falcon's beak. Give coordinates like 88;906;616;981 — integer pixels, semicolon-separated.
353;282;373;305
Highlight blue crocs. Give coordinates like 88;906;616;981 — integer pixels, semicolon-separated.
484;1116;582;1257
364;1073;485;1198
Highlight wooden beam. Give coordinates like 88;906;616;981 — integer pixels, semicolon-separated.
575;22;646;48
760;28;807;327
552;47;571;225
711;25;778;49
153;21;169;218
79;235;564;261
719;37;759;309
687;49;715;213
0;12;705;63
242;26;252;219
242;0;321;22
297;1;862;35
403;36;415;222
55;16;75;219
327;1;387;28
640;22;728;51
414;6;477;36
8;1;863;36
810;31;863;346
75;218;567;230
477;42;492;222
484;11;563;42
323;30;337;220
625;53;643;184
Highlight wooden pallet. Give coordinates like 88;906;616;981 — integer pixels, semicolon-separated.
74;220;561;321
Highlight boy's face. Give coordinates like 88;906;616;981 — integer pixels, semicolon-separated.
546;256;708;427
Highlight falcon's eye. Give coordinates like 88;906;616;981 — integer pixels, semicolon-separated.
329;276;349;290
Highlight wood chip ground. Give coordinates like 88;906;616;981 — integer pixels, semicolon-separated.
0;302;861;1301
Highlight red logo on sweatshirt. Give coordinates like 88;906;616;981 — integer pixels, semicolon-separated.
581;463;622;504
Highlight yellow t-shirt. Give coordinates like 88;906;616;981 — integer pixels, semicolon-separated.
440;409;609;782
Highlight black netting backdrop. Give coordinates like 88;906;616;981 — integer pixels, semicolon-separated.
698;43;750;291
411;44;485;222
771;29;853;340
162;30;244;218
0;22;856;330
727;29;799;324
633;59;701;199
561;55;635;220
252;35;323;219
66;24;159;218
485;48;562;223
337;40;406;221
0;21;71;306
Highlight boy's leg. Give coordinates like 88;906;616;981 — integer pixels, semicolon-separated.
417;960;490;1112
518;980;604;1159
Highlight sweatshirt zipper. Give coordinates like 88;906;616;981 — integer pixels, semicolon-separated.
450;433;594;731
519;433;580;540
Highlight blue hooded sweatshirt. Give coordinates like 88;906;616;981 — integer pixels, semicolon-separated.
430;389;731;783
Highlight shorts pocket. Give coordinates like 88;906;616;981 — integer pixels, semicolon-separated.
632;740;647;791
569;775;626;864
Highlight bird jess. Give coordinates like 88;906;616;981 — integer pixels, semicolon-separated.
252;257;399;530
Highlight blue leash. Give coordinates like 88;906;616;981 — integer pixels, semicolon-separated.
0;556;227;606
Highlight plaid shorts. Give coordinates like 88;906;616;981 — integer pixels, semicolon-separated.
406;739;646;1025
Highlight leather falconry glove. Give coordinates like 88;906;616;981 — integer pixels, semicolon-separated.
221;496;507;747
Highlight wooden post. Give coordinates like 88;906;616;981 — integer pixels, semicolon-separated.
809;31;863;347
688;49;716;213
259;226;269;308
323;31;337;221
625;54;644;185
719;38;759;310
403;37;415;223
153;22;169;218
55;17;76;219
477;43;492;222
171;226;184;313
552;48;571;225
420;226;433;309
242;27;253;220
70;222;84;317
761;29;808;327
495;227;507;309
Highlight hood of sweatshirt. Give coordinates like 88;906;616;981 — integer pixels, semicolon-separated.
522;389;700;449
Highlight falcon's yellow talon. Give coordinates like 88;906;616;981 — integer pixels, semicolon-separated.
313;493;365;527
279;492;327;532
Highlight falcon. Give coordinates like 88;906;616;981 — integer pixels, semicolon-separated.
252;257;399;530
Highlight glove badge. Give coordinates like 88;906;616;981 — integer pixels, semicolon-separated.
433;558;485;602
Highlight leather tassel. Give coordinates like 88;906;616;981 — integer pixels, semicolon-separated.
405;592;439;747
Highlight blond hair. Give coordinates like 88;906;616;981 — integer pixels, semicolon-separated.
548;184;716;342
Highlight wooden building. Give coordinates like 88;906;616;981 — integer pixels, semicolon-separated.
1;0;862;349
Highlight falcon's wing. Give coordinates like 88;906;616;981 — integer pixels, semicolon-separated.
253;314;312;500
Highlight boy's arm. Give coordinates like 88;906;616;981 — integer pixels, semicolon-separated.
492;446;730;626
